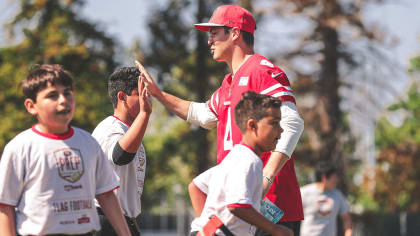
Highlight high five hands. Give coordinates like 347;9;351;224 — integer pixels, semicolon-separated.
135;60;162;98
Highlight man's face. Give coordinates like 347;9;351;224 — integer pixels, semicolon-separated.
26;82;75;134
325;173;338;190
208;27;233;61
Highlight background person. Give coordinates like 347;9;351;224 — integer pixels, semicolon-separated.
300;162;353;236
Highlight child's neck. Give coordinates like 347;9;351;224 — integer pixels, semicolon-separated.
241;137;262;157
36;123;70;135
113;110;133;126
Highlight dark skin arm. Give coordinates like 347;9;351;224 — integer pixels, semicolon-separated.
228;206;293;236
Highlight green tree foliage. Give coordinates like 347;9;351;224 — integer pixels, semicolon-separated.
373;59;420;212
266;0;395;193
0;0;117;151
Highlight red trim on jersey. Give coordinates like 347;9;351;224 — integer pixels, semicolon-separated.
207;100;218;117
113;116;131;127
240;142;255;153
0;202;14;207
227;203;252;208
97;186;120;196
31;125;74;140
280;95;296;104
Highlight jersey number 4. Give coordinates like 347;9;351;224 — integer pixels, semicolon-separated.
224;107;234;151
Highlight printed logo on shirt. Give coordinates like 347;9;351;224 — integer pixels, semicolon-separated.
54;148;84;183
77;215;91;224
52;199;93;214
271;72;283;78
60;220;75;225
316;196;333;217
260;59;274;68
139;158;145;167
239;76;249;86
64;184;83;192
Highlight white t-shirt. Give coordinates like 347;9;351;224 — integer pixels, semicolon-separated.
92;116;146;218
190;144;263;236
300;183;350;236
0;125;119;235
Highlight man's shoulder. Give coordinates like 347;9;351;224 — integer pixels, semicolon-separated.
250;54;281;71
329;188;346;199
246;54;286;79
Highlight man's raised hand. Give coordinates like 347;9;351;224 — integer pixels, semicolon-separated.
135;60;161;98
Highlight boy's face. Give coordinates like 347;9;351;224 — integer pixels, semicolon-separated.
125;89;140;121
25;82;75;134
254;107;283;153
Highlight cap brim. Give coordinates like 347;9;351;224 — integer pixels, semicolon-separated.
194;23;225;32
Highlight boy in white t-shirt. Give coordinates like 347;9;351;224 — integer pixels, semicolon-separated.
92;67;152;236
189;91;293;236
0;64;130;236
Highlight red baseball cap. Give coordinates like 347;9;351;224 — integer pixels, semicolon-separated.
194;5;256;34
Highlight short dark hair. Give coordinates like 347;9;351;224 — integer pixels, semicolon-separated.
22;64;73;101
234;91;282;132
108;67;140;108
315;162;337;182
223;26;254;47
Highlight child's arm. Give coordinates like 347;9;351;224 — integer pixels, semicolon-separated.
189;166;218;216
227;206;293;236
113;75;152;165
188;182;207;217
96;191;131;236
0;204;16;236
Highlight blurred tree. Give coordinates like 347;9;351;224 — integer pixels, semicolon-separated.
373;52;420;212
264;0;398;193
0;0;117;151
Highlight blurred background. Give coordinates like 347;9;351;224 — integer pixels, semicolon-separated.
0;0;419;235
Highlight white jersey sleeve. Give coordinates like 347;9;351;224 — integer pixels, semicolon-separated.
187;102;218;130
274;101;304;158
94;145;120;195
224;147;262;207
0;142;25;206
192;166;218;194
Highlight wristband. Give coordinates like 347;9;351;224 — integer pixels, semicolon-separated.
263;176;273;185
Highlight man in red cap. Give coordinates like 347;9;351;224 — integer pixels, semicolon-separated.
136;4;304;235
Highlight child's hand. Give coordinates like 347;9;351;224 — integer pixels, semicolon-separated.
139;74;152;114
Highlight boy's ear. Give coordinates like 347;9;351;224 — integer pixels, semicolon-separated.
117;91;126;103
246;119;257;131
24;98;37;116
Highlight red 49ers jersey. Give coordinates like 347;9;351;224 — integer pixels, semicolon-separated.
208;54;295;164
207;54;304;221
